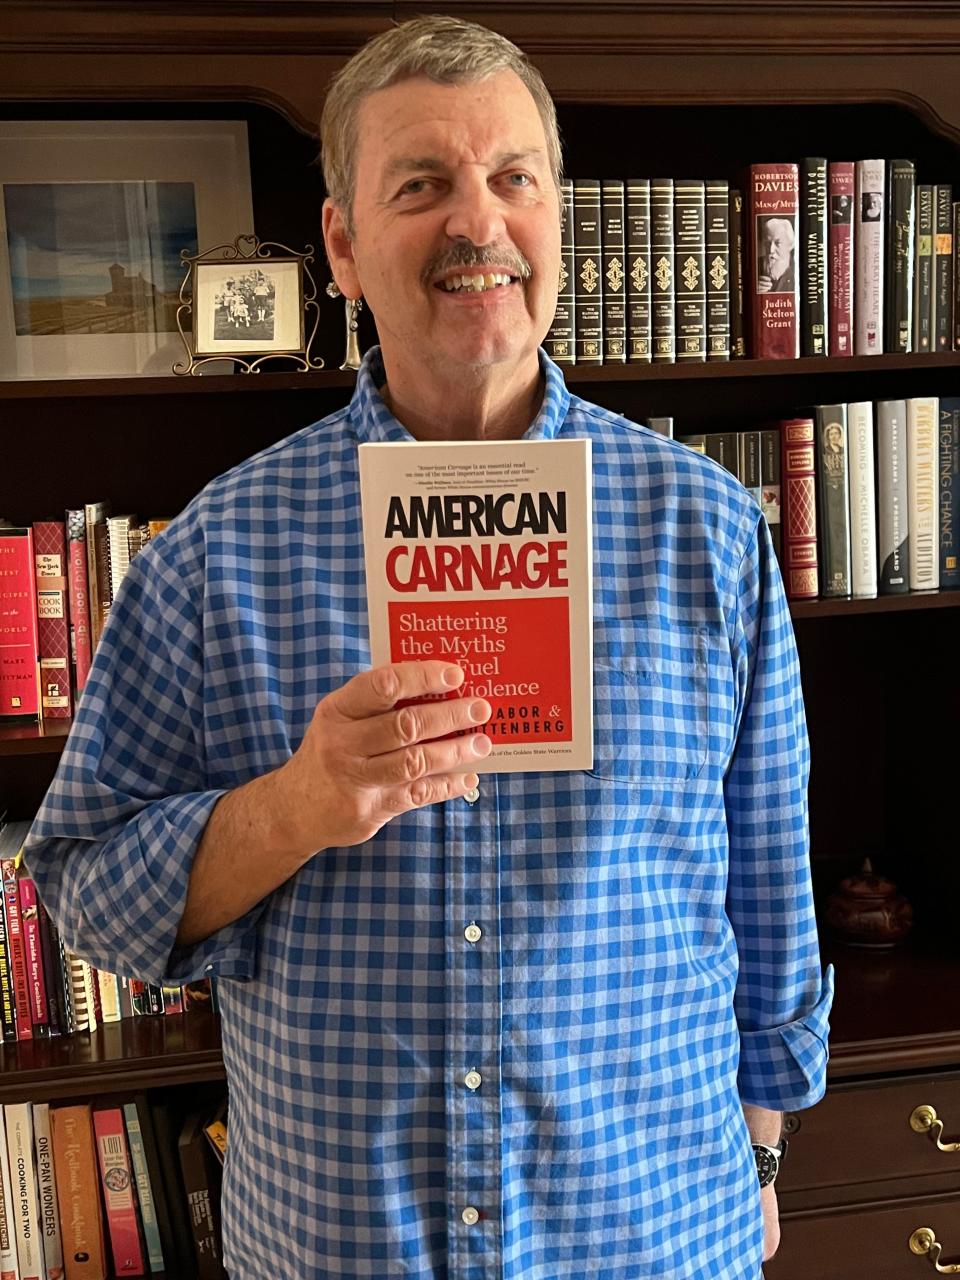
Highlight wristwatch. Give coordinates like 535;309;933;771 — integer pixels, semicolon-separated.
752;1138;788;1188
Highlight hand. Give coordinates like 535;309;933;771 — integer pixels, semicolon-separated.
760;1184;780;1261
275;661;492;858
757;274;773;293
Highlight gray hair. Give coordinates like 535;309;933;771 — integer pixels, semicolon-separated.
320;15;563;237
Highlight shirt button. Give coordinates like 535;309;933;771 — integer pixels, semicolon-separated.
461;1206;480;1226
464;923;482;943
464;786;480;804
464;1070;482;1091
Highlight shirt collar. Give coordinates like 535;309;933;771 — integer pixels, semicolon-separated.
347;345;571;444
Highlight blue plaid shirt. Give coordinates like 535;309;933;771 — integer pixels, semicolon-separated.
26;347;832;1280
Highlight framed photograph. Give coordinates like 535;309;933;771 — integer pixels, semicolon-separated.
0;121;254;379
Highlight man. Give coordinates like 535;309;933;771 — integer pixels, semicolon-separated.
25;16;831;1279
757;215;797;293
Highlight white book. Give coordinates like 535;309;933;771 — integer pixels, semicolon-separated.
359;438;594;773
906;396;940;590
95;970;121;1024
0;1107;20;1280
4;1103;45;1280
30;1108;61;1280
105;514;135;604
854;159;885;355
846;401;878;598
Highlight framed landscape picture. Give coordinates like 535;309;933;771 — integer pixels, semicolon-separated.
0;121;254;379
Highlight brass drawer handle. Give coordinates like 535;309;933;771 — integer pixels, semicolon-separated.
911;1106;960;1153
910;1228;960;1272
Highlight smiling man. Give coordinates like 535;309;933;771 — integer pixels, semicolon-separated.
25;15;831;1280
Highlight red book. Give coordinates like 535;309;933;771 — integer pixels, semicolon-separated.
65;509;93;696
0;855;33;1041
780;417;820;600
16;876;49;1037
92;1106;146;1277
748;163;800;358
33;519;73;720
0;526;40;719
828;161;855;356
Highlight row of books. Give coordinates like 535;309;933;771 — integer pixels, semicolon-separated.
678;397;959;600
0;508;168;722
0;1091;227;1279
0;818;217;1044
545;161;960;365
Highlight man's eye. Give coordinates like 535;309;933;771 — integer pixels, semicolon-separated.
504;173;532;187
400;179;432;195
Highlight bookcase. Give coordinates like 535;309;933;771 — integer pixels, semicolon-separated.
2;3;960;1276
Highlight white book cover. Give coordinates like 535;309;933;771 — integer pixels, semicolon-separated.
907;396;940;590
359;438;593;773
0;1108;20;1280
876;400;909;594
4;1103;45;1280
854;159;885;355
846;401;878;598
30;1108;61;1280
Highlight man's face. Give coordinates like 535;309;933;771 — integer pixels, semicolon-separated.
323;70;562;384
761;219;794;281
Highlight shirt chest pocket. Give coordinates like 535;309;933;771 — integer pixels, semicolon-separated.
588;619;717;782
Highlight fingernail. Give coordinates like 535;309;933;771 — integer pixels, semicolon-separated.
472;734;492;756
470;699;491;722
442;666;464;687
463;773;480;789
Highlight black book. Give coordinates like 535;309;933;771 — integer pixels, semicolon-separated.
150;1098;199;1278
674;178;707;362
651;177;676;362
706;178;730;361
760;428;782;562
625;178;652;362
704;431;739;478
814;403;852;598
178;1104;227;1279
914;183;934;352
884;159;915;353
934;183;954;351
545;178;575;364
876;399;910;595
35;896;63;1036
573;178;603;364
601;178;627;362
940;398;960;587
800;157;829;356
728;188;746;358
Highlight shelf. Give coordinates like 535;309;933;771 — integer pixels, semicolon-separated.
0;719;71;756
790;589;960;620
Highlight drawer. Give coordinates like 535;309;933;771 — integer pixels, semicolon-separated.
779;1071;960;1195
766;1193;960;1280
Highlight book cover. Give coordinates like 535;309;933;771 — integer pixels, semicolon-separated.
938;398;960;587
749;162;800;359
705;178;730;361
0;853;15;1043
94;972;120;1025
126;1097;177;1280
674;178;707;362
846;402;878;598
814;403;852;597
625;177;652;362
954;201;960;350
827;161;855;356
33;1103;64;1280
0;821;33;1042
359;439;593;773
800;157;828;356
906;396;940;591
0;527;41;720
573;179;603;365
64;510;92;697
728;187;746;357
33;521;72;720
759;428;782;563
17;876;49;1038
4;1102;44;1280
884;159;915;354
92;1106;145;1277
737;430;762;506
0;1106;18;1280
651;177;676;362
148;1101;197;1280
780;417;819;600
935;183;954;351
50;1104;107;1280
64;955;90;1034
601;179;626;363
121;1103;164;1274
704;432;739;479
545;179;575;365
177;1107;226;1280
854;158;885;354
914;184;934;353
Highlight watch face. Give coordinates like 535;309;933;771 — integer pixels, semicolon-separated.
755;1145;779;1188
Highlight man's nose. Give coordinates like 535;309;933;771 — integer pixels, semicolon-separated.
443;173;508;247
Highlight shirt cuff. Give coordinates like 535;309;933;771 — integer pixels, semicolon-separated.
737;964;835;1112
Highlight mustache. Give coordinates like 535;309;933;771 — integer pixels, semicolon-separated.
421;243;532;286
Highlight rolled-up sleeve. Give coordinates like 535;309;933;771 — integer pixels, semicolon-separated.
23;519;264;986
724;513;834;1112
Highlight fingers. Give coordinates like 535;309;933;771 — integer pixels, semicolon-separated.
367;723;492;791
351;693;492;759
333;661;465;720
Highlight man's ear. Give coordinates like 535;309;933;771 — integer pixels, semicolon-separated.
322;198;362;300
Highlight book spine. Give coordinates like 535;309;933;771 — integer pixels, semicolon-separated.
65;953;90;1034
737;430;762;506
95;971;120;1025
121;1105;163;1273
884;159;916;354
4;1102;44;1280
914;185;934;353
545;179;575;364
938;399;960;587
854;158;885;354
33;1104;64;1280
954;202;960;350
847;402;878;598
35;902;63;1038
0;876;15;1043
92;1107;145;1277
0;1107;18;1280
83;504;109;655
64;510;92;697
781;418;819;600
651;178;676;362
573;179;603;365
800;157;828;356
935;183;954;351
749;162;800;359
705;178;730;360
50;1104;108;1280
728;188;746;357
704;432;739;479
760;428;783;563
0;528;41;720
625;178;652;362
128;1097;176;1280
815;404;852;596
17;877;49;1038
907;396;940;590
674;179;707;362
177;1114;224;1280
161;986;184;1016
827;162;855;355
33;520;73;720
601;179;626;363
1;859;32;1042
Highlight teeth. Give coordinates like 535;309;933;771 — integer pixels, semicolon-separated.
440;272;514;293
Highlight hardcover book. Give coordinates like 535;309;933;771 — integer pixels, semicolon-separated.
935;183;954;351
17;875;49;1038
33;519;73;720
625;178;652;362
914;184;934;353
705;178;730;360
651;178;676;362
0;526;41;720
846;402;878;598
83;502;110;653
178;1106;226;1280
800;157;828;356
50;1103;107;1280
884;159;915;354
938;398;960;587
65;510;93;697
601;179;626;362
359;439;594;773
827;161;855;356
92;1105;145;1277
674;178;707;361
749;162;800;359
780;417;819;600
545;179;575;365
906;396;940;591
760;428;782;563
814;403;852;597
728;188;746;357
854;158;885;355
121;1102;164;1273
573;179;603;364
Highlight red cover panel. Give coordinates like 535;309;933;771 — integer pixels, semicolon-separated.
828;162;855;356
0;527;40;718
